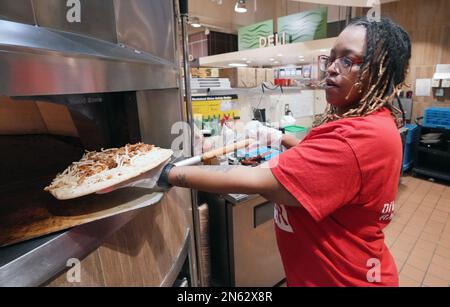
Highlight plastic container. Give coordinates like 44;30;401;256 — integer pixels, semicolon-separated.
402;124;418;172
281;115;296;128
423;107;450;130
404;124;418;144
284;126;308;140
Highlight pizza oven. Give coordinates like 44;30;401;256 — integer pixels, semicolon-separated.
0;0;198;287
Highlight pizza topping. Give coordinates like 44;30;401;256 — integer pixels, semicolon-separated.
44;143;155;191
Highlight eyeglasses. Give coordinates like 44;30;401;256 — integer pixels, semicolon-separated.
319;55;363;75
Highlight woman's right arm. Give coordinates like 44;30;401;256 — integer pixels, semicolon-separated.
166;165;302;208
281;134;300;149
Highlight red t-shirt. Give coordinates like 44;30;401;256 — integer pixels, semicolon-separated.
269;108;401;287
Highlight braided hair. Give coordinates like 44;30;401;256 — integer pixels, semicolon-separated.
316;17;411;127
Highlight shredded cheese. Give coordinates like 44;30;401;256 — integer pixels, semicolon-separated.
45;143;155;191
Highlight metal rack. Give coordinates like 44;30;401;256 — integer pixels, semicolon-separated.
412;120;450;182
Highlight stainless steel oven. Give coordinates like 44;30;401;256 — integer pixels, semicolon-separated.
0;0;198;287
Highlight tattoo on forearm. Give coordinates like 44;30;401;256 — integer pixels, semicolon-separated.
195;165;240;173
172;165;241;188
175;173;187;187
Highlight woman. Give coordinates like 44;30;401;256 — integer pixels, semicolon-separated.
113;17;411;286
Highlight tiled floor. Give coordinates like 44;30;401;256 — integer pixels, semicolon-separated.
385;176;450;287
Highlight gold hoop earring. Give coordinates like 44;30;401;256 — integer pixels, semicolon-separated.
358;84;363;94
345;82;363;100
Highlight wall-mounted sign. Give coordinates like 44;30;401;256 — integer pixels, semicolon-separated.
259;32;287;48
238;20;274;50
192;95;240;119
238;8;327;51
278;8;327;44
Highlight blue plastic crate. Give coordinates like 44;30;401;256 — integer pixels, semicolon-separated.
404;124;418;144
403;142;414;172
423;107;450;130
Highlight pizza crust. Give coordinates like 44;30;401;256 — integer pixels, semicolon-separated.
46;147;173;200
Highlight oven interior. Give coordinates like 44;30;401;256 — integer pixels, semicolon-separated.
0;93;147;247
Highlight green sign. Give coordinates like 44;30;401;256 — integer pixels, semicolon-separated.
278;8;327;44
238;19;274;50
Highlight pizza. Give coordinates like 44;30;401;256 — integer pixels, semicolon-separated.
45;143;173;200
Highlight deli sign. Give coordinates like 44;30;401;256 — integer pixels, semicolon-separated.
259;32;287;48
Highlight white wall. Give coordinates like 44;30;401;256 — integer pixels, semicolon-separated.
202;88;327;128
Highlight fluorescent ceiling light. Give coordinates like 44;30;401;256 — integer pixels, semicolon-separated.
235;0;247;13
269;58;275;61
229;63;248;67
320;49;327;52
277;54;283;57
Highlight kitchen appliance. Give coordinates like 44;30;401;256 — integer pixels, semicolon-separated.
200;192;285;287
0;0;198;286
412;117;450;182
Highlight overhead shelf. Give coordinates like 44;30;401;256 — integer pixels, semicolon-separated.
199;37;337;68
291;0;398;7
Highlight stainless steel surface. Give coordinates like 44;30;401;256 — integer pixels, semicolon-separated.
224;193;260;204
114;0;176;64
0;50;177;96
136;89;185;150
32;0;117;43
0;1;180;96
0;0;199;287
395;98;413;122
160;229;191;287
0;210;140;287
205;193;285;286
174;156;202;167
0;0;35;25
180;14;194;156
174;0;199;286
180;10;203;287
232;197;284;286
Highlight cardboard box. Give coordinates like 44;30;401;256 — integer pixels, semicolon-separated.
220;67;257;88
265;68;275;83
191;67;219;78
256;68;266;85
246;68;257;88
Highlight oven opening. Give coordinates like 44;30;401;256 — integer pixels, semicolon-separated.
0;93;145;247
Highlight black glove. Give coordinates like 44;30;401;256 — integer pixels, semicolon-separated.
157;163;177;190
